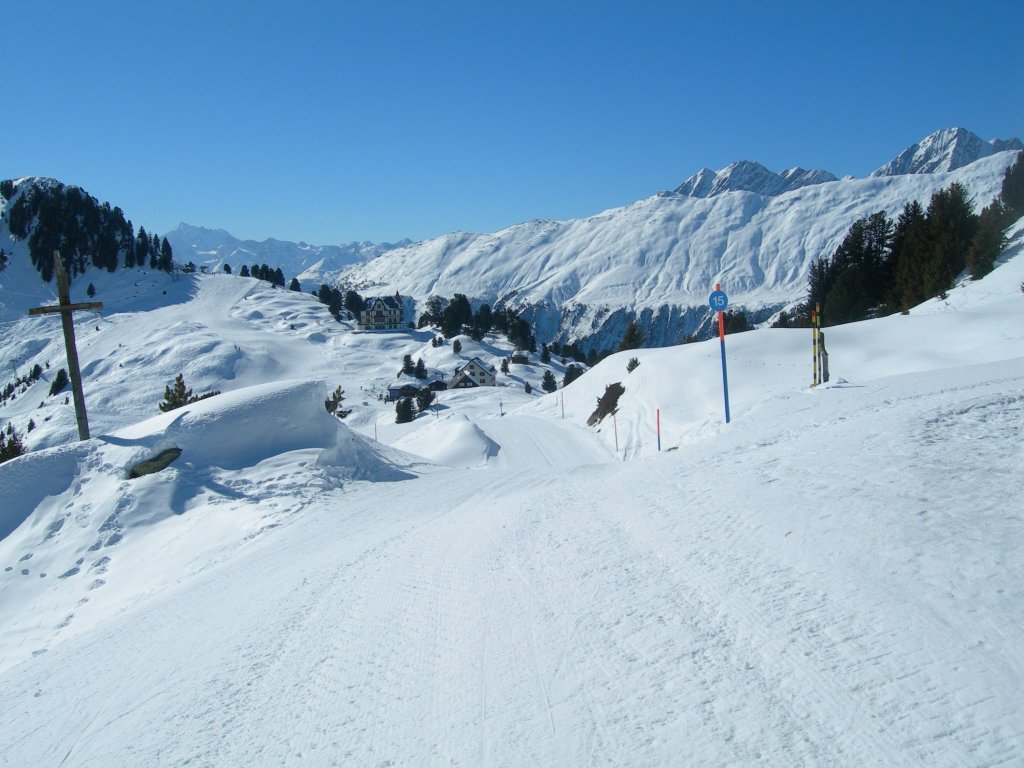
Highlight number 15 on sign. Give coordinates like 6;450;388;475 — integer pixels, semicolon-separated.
709;285;731;423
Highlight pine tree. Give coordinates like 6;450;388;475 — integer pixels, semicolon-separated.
49;368;70;396
524;381;533;394
890;200;929;309
159;373;193;412
441;303;463;338
924;182;977;295
823;267;866;325
861;211;895;309
415;388;433;412
402;354;415;375
239;265;250;277
627;357;640;373
541;370;557;393
423;296;446;326
395;397;414;424
563;364;583;387
723;310;751;333
805;256;832;313
500;358;510;374
1001;151;1024;217
289;277;301;291
452;339;462;355
0;427;26;464
477;304;492;332
618;320;644;351
508;317;533;351
966;200;1008;279
344;290;364;316
87;283;96;298
135;226;150;269
414;358;427;379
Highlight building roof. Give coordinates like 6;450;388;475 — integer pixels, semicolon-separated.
457;357;496;374
364;295;402;311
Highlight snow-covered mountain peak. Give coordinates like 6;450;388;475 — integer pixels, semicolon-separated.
871;127;1024;177
672;160;838;199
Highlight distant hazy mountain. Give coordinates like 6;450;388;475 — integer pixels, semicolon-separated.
164;223;410;289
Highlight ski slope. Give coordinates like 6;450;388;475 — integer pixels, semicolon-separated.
1;226;1023;766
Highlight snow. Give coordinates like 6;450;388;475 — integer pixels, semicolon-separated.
337;150;1021;351
0;220;1023;764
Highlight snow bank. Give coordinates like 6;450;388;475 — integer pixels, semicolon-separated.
316;424;417;481
111;378;339;470
392;412;500;468
0;443;91;541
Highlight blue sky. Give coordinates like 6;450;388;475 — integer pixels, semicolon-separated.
5;0;1022;245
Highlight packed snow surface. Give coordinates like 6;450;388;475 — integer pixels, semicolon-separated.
0;224;1023;766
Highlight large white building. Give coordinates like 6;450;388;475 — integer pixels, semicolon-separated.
358;295;405;331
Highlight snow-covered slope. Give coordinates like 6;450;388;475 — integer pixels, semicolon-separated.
340;147;1020;350
164;223;409;290
1;215;1024;764
12;129;1014;355
0;218;1022;766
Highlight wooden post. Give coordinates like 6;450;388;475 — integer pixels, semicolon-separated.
656;408;661;452
812;302;820;387
27;251;103;441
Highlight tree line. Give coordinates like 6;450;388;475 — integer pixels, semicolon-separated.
783;151;1024;327
3;180;174;281
416;293;538;351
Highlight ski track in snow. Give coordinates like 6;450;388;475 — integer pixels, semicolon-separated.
3;361;1022;767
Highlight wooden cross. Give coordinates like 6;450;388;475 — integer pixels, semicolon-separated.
27;250;103;441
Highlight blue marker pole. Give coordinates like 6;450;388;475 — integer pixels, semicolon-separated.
709;284;731;424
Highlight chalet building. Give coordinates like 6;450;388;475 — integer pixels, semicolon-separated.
359;295;405;331
386;382;420;401
450;357;497;388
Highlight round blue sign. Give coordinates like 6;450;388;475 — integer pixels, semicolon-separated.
709;289;728;312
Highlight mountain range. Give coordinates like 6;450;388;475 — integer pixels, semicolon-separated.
164;224;409;285
3;127;1020;351
161;127;1022;351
